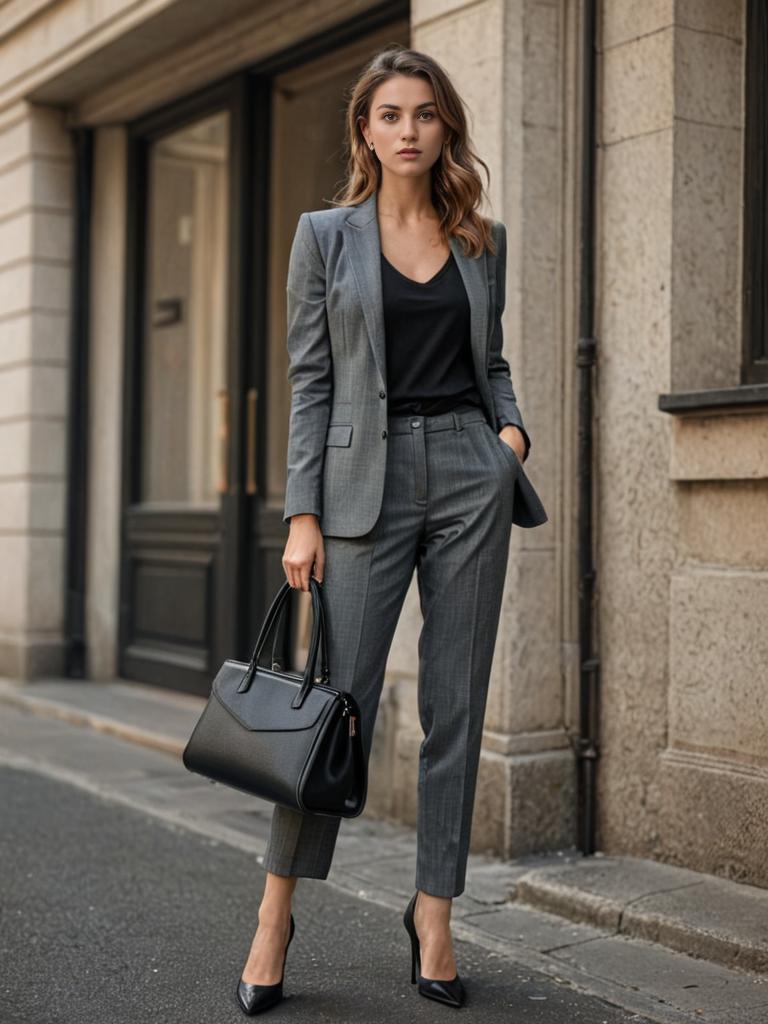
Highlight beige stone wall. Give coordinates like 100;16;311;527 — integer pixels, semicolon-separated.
597;0;768;886
660;408;768;885
0;101;73;678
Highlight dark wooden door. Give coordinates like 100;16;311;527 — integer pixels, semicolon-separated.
119;76;262;696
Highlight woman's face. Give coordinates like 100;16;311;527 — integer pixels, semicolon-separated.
360;74;446;179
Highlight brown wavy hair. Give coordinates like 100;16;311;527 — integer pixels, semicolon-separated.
330;45;497;258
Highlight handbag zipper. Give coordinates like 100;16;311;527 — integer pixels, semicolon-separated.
340;697;357;736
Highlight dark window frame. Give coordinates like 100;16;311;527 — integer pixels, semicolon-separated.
661;0;768;413
742;0;768;385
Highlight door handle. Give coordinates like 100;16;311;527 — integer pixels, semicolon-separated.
217;388;230;494
246;387;259;495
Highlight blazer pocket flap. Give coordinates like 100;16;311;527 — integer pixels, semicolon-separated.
326;423;353;447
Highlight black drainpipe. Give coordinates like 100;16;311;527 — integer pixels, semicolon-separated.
64;126;93;679
575;0;600;854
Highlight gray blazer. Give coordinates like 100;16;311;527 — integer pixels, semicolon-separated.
283;189;548;536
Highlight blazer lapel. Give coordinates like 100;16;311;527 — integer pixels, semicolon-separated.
345;192;387;384
344;189;489;395
449;230;489;403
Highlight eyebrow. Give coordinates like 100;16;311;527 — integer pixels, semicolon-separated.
375;101;436;111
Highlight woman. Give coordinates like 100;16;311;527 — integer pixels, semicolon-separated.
237;44;547;1015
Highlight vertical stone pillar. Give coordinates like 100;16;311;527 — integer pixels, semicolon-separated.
0;103;73;679
85;126;127;679
597;0;753;867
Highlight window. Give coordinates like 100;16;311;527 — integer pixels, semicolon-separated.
742;0;768;384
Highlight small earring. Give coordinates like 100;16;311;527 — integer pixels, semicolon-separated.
370;142;375;151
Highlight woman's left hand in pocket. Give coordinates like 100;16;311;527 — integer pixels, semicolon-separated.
498;424;526;462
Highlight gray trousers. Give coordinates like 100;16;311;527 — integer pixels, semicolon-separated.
262;405;518;898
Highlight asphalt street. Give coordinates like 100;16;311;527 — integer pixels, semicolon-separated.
0;763;654;1024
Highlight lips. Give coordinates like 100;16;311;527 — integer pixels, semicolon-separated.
399;149;421;154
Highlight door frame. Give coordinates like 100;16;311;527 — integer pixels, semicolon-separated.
118;71;268;692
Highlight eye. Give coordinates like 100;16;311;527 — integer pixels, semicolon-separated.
381;110;436;122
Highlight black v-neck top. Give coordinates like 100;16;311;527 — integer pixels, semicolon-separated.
380;249;485;418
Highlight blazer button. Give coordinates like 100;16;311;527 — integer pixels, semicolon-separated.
381;429;387;439
379;390;386;399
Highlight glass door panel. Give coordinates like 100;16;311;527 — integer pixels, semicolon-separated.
142;112;230;506
121;99;238;696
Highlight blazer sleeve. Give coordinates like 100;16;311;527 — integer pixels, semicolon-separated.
282;212;333;523
488;220;532;463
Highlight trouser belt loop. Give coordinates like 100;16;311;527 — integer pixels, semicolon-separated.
452;410;463;431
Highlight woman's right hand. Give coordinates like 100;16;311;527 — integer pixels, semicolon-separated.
282;514;325;591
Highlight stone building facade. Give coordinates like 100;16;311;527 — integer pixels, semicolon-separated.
0;0;765;886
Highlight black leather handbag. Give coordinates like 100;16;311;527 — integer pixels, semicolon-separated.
182;577;367;818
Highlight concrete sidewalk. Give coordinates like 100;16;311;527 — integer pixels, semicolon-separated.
2;676;768;1023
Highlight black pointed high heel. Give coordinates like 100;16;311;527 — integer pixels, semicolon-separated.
236;912;296;1015
403;891;465;1007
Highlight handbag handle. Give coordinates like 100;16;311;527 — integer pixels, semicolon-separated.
236;577;329;708
267;582;327;676
297;578;329;687
285;578;330;707
236;578;327;700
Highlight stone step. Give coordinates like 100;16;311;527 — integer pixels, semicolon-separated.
510;853;768;973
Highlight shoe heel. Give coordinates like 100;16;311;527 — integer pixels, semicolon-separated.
403;891;420;985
